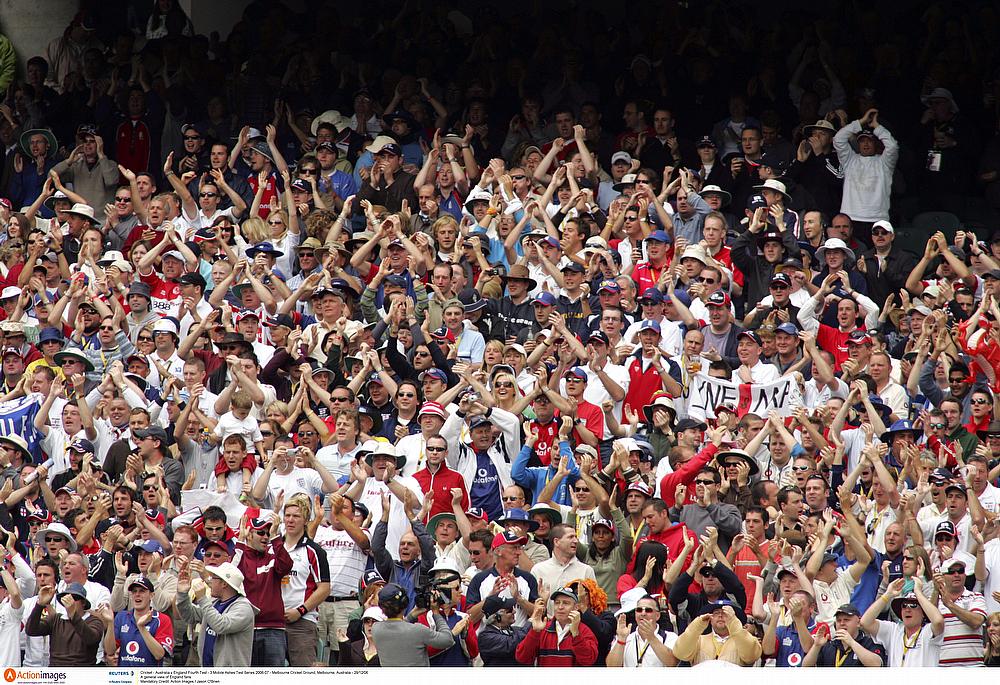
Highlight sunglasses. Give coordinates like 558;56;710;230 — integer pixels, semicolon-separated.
495;381;514;389
44;536;65;543
299;251;316;258
899;602;919;609
634;607;658;614
260;431;274;437
770;283;789;290
929;422;946;429
945;567;964;575
184;135;202;141
99;325;116;331
573;487;590;493
299;168;317;175
501;496;522;501
199;192;218;198
298;431;316;437
971;398;991;405
397;392;416;399
114;196;131;202
696;277;717;284
872;229;891;237
331;396;351;402
694;479;716;485
511;174;526;180
791;465;812;472
268;219;284;225
414;351;430;357
426;445;447;453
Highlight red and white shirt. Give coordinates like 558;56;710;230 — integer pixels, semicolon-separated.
938;589;988;666
139;270;182;319
314;525;371;597
281;535;330;623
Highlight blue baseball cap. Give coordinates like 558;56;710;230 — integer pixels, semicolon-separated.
418;367;448;384
598;279;621;294
134;540;163;554
563;367;588;381
533;292;557;307
638;287;664;304
561;261;584;273
646;230;671;243
638;319;661;335
38;327;64;345
385;274;408;288
775;322;799;336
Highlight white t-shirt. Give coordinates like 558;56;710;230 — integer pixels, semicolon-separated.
19;595;47;666
213;412;263;452
874;619;943;667
0;599;22;667
983;538;1000;614
802;377;848;410
262;466;325;505
314;525;372;597
813;569;860;624
359;475;424;561
622;629;679;667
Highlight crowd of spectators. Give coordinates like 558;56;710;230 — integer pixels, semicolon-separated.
0;0;998;670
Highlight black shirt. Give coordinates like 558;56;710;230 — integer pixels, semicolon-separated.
815;632;887;667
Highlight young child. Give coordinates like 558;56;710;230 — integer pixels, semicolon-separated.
212;391;265;493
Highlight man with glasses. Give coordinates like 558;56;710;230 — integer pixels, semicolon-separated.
933;555;988;666
104;185;141;251
607;593;679;666
234;513;294;666
856;220;917;306
668;467;741;552
920;360;989;426
51;124;119;213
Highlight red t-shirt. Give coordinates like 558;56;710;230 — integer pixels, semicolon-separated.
139;271;181;318
528;417;560;466
816;324;864;370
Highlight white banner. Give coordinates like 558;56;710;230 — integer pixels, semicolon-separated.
685;373;802;422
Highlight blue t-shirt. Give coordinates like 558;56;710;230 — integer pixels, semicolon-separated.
850;550;902;614
470;450;503;521
114;609;173;666
774;618;816;667
202;596;240;667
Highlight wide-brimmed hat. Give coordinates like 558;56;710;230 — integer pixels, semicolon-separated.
43;190;70;211
716;449;760;477
364;441;405;469
19;128;57;158
501;264;537;290
882;419;921;444
890;592;927;620
64;203;99;225
53;348;95;372
0;433;31;462
56;582;90;609
612;173;638;192
205;562;247;596
37;521;78;553
803;119;837;135
921;87;959;114
527;502;562;529
495;508;539;532
700;184;732;205
247;140;273;161
752;178;791;202
643;393;677;423
815;237;856;264
310;110;350;135
427;512;457;533
977;419;1000;440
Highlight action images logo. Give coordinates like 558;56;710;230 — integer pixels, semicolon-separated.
3;671;66;683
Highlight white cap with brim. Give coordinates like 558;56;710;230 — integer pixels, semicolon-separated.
205;562;246;596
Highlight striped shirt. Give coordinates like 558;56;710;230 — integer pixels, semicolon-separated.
313;525;370;597
938;589;987;667
280;535;330;624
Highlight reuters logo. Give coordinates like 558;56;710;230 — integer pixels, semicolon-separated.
3;668;15;682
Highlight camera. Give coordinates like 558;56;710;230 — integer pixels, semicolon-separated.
414;578;453;609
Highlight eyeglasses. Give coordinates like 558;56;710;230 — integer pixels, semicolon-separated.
114;196;131;202
694;479;716;485
426;445;447;453
899;602;919;609
199;192;217;198
253;529;270;536
565;377;584;383
971;398;991;405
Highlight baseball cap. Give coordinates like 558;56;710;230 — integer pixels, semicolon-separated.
935;521;958;538
775;322;799;336
706;291;731;308
646;230;671;243
533;292;557;307
835;603;861;617
491;531;528;549
598;279;621;294
638;319;661;334
737;330;762;346
128;575;155;592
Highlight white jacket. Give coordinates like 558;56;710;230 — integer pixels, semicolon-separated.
441;407;521;496
833;121;899;222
